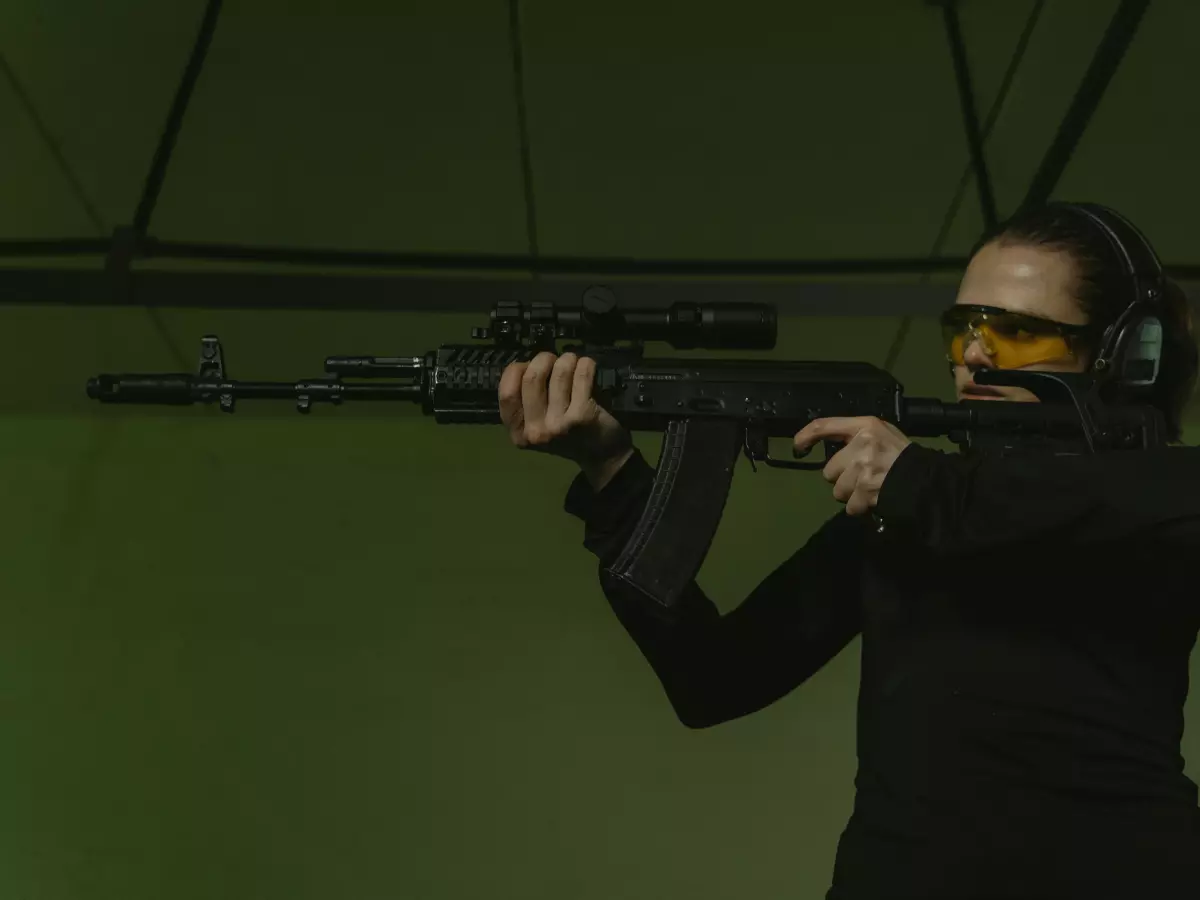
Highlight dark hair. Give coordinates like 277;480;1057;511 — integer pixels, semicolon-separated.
976;204;1198;444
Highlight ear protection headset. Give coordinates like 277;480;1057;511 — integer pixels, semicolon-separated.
1048;201;1166;392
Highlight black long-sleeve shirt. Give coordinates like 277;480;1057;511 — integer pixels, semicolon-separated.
564;442;1200;899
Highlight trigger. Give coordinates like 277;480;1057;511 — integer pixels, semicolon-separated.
742;427;767;473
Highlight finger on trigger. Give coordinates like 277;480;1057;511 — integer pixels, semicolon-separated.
794;421;819;452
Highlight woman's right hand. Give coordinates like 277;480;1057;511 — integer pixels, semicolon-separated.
498;351;635;490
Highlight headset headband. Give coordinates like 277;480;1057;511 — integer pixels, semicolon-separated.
1051;201;1164;286
1045;202;1165;389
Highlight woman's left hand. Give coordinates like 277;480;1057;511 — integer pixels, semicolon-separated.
793;417;913;517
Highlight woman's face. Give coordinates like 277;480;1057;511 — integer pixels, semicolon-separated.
951;240;1091;403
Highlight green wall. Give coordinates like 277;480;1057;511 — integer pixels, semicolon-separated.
4;0;1200;893
2;303;1197;899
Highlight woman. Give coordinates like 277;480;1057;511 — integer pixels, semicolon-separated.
498;202;1200;898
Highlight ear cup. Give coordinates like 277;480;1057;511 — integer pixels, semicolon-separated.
1050;203;1165;390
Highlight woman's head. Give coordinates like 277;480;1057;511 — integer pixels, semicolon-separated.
947;202;1198;443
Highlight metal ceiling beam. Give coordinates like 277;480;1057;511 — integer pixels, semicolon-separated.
0;53;107;234
0;238;112;256
0;268;960;316
934;0;998;231
927;0;1044;253
1020;0;1151;211
506;0;540;275
147;239;982;276
0;0;1181;289
0;236;972;275
131;0;224;237
1;267;1196;316
2;247;1197;282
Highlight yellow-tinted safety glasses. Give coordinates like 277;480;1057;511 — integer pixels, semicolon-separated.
940;304;1092;369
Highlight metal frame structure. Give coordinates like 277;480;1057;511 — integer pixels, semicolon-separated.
1;0;1187;316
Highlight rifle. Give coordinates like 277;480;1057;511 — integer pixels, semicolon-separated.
86;293;1167;618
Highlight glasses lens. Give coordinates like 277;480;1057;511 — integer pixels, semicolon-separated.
942;307;1079;368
